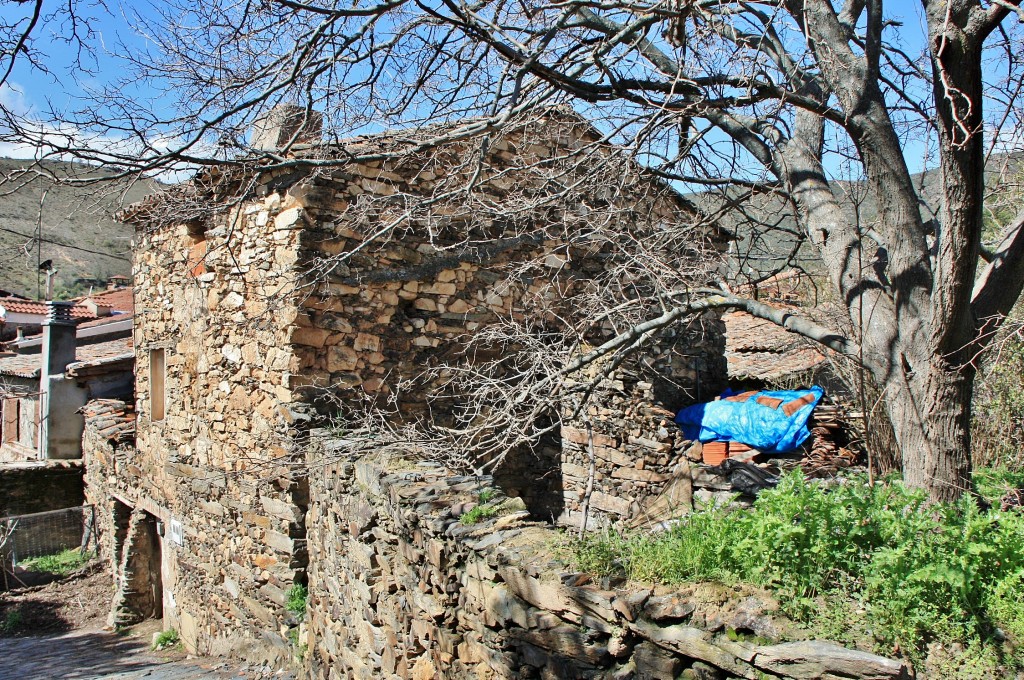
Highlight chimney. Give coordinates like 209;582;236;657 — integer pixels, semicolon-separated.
38;302;80;460
251;104;323;151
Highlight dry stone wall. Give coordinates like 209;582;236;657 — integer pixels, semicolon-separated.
261;114;725;526
89;112;726;660
0;460;83;516
306;434;911;680
93;207;312;659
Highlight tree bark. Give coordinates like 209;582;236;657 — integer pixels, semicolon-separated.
884;359;974;502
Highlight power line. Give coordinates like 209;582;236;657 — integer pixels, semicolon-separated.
0;225;130;261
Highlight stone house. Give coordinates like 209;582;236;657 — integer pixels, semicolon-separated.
1;300;133;462
83;110;726;660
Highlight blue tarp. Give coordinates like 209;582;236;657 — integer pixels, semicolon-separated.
675;386;824;454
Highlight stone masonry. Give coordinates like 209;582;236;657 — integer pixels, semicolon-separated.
85;110;725;662
305;434;910;680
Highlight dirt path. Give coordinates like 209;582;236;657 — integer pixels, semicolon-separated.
0;628;246;680
1;563;294;679
0;561;111;635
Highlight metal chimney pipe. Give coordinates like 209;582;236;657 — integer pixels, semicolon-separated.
38;301;79;459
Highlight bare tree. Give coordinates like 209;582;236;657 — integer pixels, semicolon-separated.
5;0;1024;500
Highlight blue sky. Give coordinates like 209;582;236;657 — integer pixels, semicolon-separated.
0;1;1014;177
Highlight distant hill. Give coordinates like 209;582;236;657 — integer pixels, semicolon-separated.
710;153;1024;285
0;158;157;299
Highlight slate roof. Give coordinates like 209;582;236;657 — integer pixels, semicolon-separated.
723;309;828;382
0;336;133;379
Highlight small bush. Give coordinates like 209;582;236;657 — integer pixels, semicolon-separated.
973;336;1024;469
152;628;180;649
0;610;23;634
286;584;308;616
19;549;93;577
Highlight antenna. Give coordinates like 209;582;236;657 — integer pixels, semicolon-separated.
35;187;49;301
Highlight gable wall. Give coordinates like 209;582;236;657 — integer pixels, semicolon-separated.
88;113;725;661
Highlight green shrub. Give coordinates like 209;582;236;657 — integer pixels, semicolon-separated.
973;336;1024;469
286;584;308;616
19;549;93;577
571;471;1024;666
460;504;497;525
152;628;180;649
0;610;23;634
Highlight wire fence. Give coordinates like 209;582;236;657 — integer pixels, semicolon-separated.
0;505;98;572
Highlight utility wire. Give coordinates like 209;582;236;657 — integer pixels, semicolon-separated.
0;225;130;261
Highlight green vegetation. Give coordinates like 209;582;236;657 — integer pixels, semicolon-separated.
0;158;154;297
152;628;180;650
460;504;498;525
477;488;497;504
571;472;1024;669
287;627;308;660
286;584;308;616
0;610;23;634
19;549;94;577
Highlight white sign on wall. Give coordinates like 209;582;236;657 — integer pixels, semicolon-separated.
168;518;184;546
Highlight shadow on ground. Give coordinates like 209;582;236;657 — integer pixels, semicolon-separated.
0;629;155;680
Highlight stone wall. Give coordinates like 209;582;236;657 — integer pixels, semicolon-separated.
268;114;724;525
306;438;911;680
93;111;725;660
84;399;307;663
97;180;312;659
0;460;84;517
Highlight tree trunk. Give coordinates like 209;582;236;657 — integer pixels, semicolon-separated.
883;358;974;503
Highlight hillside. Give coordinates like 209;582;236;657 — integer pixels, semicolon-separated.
712;152;1024;285
0;159;157;299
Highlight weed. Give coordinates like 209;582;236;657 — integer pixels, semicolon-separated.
19;549;94;577
287;627;308;660
152;628;180;650
286;584;308;616
460;504;498;525
0;610;23;634
477;488;497;504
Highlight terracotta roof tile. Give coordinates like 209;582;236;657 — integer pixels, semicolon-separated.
0;297;96;320
71;337;134;367
0;353;43;379
82;398;136;442
77;287;133;314
723;309;827;382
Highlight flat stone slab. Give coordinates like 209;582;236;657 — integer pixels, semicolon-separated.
753;640;912;680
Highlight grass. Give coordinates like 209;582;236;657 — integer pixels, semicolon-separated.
152;629;180;650
286;584;308;616
0;611;23;634
571;471;1024;672
18;549;94;577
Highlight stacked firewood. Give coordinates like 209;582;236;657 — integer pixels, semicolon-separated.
801;402;860;477
81;399;136;443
